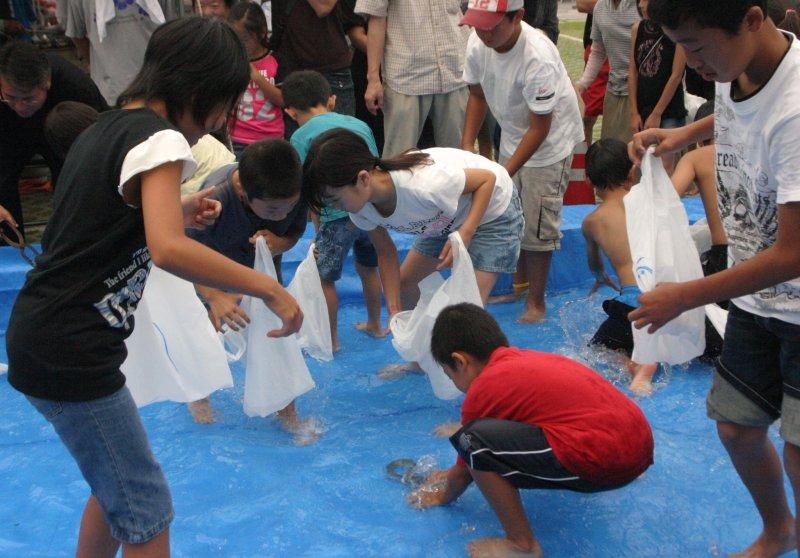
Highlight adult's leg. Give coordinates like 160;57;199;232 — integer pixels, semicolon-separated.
382;87;428;157
784;442;800;556
430;87;469;149
717;422;795;558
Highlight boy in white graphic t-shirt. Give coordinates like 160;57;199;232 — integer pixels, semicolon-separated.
630;1;800;556
459;0;584;324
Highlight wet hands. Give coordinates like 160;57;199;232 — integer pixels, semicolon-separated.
263;286;303;338
249;229;292;255
628;127;682;166
207;291;249;331
407;470;451;509
437;231;473;271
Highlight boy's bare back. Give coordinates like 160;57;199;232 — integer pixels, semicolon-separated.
583;196;637;287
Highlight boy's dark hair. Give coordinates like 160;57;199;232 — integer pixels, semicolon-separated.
44;101;100;161
504;9;523;21
118;17;249;125
239;139;302;200
649;0;767;34
585;139;633;190
303;128;431;213
694;99;715;122
229;1;270;49
282;70;331;112
431;303;509;369
768;0;799;23
0;41;51;90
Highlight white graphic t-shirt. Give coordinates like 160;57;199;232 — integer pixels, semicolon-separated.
349;148;513;236
715;32;800;324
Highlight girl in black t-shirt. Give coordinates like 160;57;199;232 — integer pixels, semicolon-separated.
5;17;302;556
628;0;687;171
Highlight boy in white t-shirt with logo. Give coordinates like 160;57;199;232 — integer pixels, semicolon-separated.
630;1;800;556
460;0;584;324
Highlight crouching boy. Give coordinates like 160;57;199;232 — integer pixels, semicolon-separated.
411;303;654;558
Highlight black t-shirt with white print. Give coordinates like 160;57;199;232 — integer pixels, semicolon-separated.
6;108;195;401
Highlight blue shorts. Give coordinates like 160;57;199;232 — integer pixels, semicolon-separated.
412;191;523;274
26;387;173;544
316;217;378;282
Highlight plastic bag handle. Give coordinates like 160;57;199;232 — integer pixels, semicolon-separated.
447;231;468;268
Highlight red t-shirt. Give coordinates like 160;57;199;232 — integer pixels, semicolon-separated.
458;347;654;486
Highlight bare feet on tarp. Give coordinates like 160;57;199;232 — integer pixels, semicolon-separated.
517;302;546;324
355;321;390;338
467;537;543;558
432;421;461;438
276;404;322;446
626;362;658;396
729;522;796;558
378;362;423;380
188;398;215;424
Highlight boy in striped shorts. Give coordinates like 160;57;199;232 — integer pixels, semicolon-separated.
410;303;653;557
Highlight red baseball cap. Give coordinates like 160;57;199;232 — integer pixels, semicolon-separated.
459;0;524;31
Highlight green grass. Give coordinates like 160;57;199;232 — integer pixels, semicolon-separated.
560;19;587;40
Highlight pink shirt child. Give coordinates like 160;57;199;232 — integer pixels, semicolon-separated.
230;53;284;144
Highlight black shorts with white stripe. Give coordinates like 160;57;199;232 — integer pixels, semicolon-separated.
450;418;604;493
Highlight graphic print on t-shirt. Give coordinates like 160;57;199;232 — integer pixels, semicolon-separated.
714;93;796;311
237;69;278;123
93;246;152;330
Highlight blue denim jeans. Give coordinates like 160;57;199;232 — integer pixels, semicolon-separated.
322;68;356;117
26;387;173;544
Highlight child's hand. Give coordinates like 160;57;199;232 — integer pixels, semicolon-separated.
263;286;303;338
588;272;620;296
628;128;682;167
182;186;222;229
208;291;249;331
407;475;451;509
436;232;472;271
643;113;662;131
250;229;292;255
630;113;643;135
628;282;688;333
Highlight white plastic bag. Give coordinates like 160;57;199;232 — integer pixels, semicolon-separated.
390;232;481;400
705;304;728;338
287;243;333;362
624;150;706;364
241;237;315;417
122;266;233;407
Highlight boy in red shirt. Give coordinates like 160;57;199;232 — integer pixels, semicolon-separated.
410;303;654;558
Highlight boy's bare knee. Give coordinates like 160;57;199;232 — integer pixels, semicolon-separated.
716;421;769;450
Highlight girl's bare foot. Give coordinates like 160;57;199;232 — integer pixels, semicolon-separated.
629;363;658;396
467;537;543;558
730;522;796;558
276;406;322;446
378;362;423;380
188;398;215;424
432;421;461;438
487;284;528;305
355;322;390;338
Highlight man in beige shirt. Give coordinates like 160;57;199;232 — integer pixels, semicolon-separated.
355;0;469;156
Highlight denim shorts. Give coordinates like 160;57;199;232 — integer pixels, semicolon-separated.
706;304;800;446
412;190;523;274
26;386;173;544
316;216;378;282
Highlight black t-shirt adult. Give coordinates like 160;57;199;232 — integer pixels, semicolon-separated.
186;163;308;285
0;54;108;231
272;0;352;75
6;108;187;402
583;13;593;49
